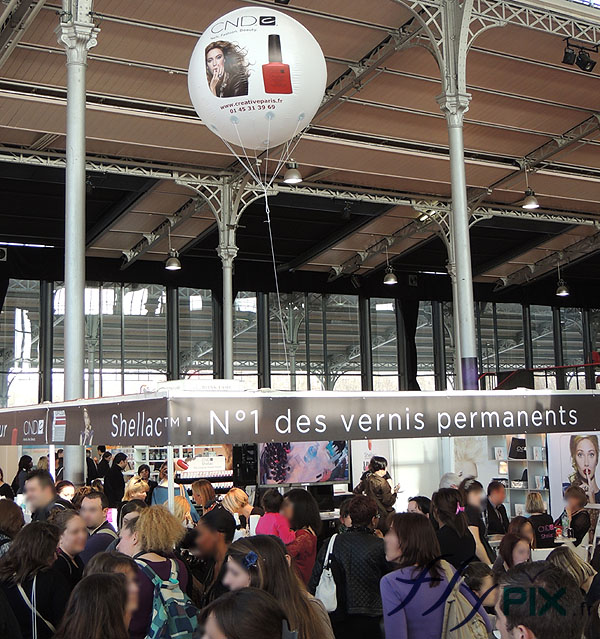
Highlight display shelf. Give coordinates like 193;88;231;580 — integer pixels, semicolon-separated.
488;433;550;517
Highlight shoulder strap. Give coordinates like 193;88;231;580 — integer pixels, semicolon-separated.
135;557;162;584
324;534;337;568
17;575;56;634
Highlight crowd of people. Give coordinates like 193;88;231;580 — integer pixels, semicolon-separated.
0;451;597;639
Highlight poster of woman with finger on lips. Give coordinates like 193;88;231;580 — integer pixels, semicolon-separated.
548;432;600;520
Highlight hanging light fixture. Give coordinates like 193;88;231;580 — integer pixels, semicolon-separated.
555;261;569;297
283;161;302;184
164;223;181;271
522;169;540;210
383;245;398;285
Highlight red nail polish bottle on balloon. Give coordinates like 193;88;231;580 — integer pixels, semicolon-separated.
262;34;292;94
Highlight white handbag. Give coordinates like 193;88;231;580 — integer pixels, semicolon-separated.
315;533;338;613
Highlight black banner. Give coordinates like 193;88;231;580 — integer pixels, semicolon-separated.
0;390;598;447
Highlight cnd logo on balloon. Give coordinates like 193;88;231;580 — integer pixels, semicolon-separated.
210;15;276;34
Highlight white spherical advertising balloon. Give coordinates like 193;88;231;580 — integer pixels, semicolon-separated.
188;7;327;151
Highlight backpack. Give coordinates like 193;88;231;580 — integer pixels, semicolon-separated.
136;558;199;639
440;561;488;639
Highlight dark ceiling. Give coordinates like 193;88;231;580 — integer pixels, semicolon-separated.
0;160;597;307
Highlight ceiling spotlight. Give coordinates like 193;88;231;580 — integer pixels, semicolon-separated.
576;49;597;72
562;39;597;72
562;44;576;65
165;249;181;271
283;161;302;184
555;261;569;297
165;222;181;270
383;267;398;285
383;244;397;285
522;188;540;210
522;169;539;210
556;280;570;297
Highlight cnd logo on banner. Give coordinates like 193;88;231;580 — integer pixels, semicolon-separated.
211;15;276;34
23;419;44;436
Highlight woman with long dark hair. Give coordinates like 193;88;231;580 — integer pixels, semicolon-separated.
53;573;130;639
11;455;32;495
380;513;491;638
492;533;531;580
0;498;24;557
0;521;70;639
282;489;322;586
353;456;399;532
205;40;250;98
0;466;14;500
431;487;476;569
201;588;290;639
49;510;88;591
224;536;334;639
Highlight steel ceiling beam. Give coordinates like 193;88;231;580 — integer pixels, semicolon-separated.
120;197;201;269
277;205;396;274
468;114;600;207
0;0;45;69
3;79;600;184
495;230;600;290
473;0;600;46
327;202;599;281
86;177;158;247
2;145;600;224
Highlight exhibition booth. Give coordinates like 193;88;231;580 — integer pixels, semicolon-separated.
5;387;600;522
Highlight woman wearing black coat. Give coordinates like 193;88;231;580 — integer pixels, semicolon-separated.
353;456;399;532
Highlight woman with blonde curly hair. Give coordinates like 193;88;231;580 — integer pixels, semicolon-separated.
222;487;263;536
116;505;196;639
123;475;149;502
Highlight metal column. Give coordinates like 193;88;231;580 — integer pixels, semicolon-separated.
57;1;99;484
432;301;447;391
444;110;478;389
552;307;566;390
522;305;534;370
257;292;271;388
582;309;595;389
359;296;373;391
217;184;237;380
212;295;224;379
435;0;481;389
38;280;54;402
395;300;409;391
166;286;180;381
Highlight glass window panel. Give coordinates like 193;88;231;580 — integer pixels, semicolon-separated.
233;291;258;386
324;294;360;391
0;280;40;407
307;293;324;390
122;284;167;393
179;287;213;378
269;292;307;391
415;301;435;390
443;302;456;389
496;303;526;370
590;310;600;352
530;305;556;389
99;283;123;396
478;302;496;376
371;298;398;391
560;308;584;390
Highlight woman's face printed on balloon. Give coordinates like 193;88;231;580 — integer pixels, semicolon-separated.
206;48;225;79
575;438;598;481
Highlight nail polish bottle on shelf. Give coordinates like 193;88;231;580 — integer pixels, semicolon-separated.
262;34;292;94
